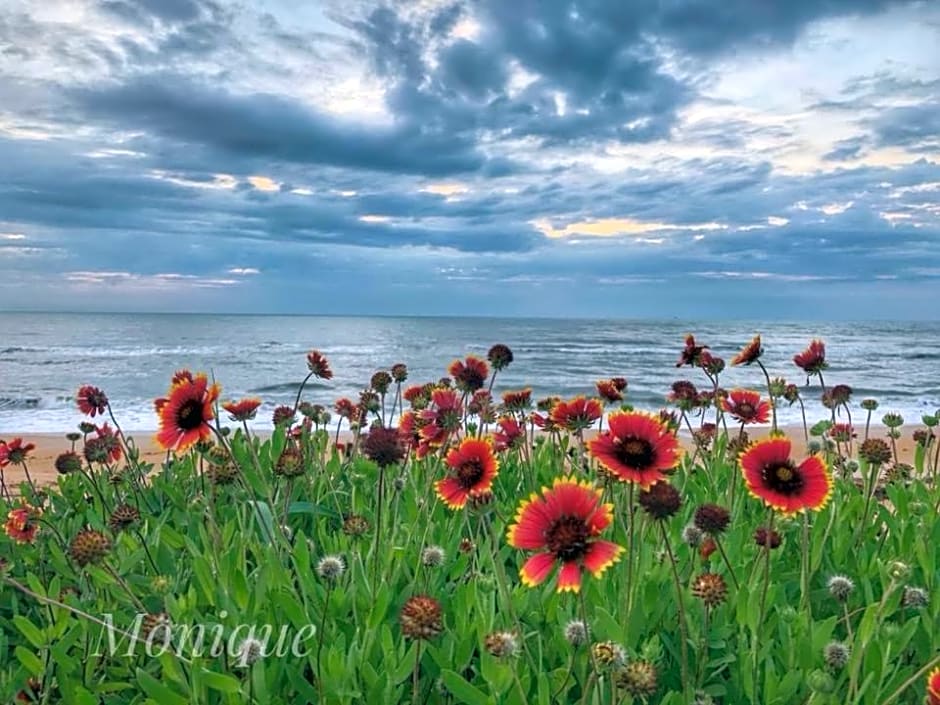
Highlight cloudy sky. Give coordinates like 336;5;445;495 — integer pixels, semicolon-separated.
1;0;938;319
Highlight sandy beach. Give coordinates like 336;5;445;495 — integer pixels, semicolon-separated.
0;424;925;491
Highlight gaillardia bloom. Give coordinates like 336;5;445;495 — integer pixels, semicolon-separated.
589;412;682;488
793;339;827;374
0;438;35;467
76;385;109;417
926;666;940;705
436;438;499;509
731;335;763;366
507;477;623;593
222;397;262;422
722;389;771;425
448;355;490;393
596;379;624;404
676;334;708;368
740;437;832;514
154;372;221;452
4;504;42;544
306;350;333;379
550;397;603;432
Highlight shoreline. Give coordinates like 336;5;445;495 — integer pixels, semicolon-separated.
1;424;925;491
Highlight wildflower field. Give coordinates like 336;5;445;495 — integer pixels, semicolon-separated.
1;336;938;704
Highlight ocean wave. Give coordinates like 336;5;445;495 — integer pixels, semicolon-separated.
0;396;42;409
0;346;28;354
248;381;330;394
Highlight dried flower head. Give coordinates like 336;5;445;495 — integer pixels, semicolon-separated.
342;514;370;537
682;524;704;547
390;363;408;382
827;575;855;602
69;529;112;567
484;631;519;658
564;620;588;646
754;526;782;550
487;344;514;371
420;545;446;568
615;660;658;697
272;405;296;428
694;504;730;535
54;451;83;475
591;641;626;667
400;595;443;640
902;586;929;608
691;573;728;607
316;555;346;581
823;641;850;670
638;481;682;520
859;438;892;465
274;446;305;477
362;426;406;468
235;637;265;667
370;370;392;395
108;504;141;533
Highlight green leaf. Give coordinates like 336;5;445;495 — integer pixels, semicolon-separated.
13;616;45;648
14;646;43;676
136;668;189;705
440;669;492;705
200;669;243;694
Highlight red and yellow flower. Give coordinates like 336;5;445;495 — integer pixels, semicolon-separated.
494;416;524;452
722;389;771;425
154;371;221;453
731;335;763;366
0;438;35;467
589;411;682;488
740;437;832;514
306;350;333;380
927;666;940;705
793;339;827;374
507;477;623;593
595;379;624;404
550;397;603;432
448;355;489;393
76;385;109;417
94;424;123;463
435;438;499;509
222;397;262;422
676;334;709;368
4;504;42;544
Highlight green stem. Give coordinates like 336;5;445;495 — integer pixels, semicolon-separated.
660;521;690;696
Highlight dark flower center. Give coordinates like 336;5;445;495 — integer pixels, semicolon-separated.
176;399;204;431
615;436;655;469
762;462;804;496
545;515;590;561
736;403;754;418
456;459;485;488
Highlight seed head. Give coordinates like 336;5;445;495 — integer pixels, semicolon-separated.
694;503;730;535
361;426;405;468
591;641;626;668
274;446;305;477
342;514;370;537
55;451;83;475
400;595;443;640
391;363;408;383
859;438;892;465
682;524;704;547
108;504;141;533
235;637;265;667
902;585;928;608
142;612;171;642
638;481;682;520
823;641;850;670
421;545;446;568
615;660;658;697
861;398;879;411
483;631;519;658
564;620;588;646
691;573;728;607
754;526;782;549
827;575;855;602
487;344;514;371
69;529;112;567
316;555;346;581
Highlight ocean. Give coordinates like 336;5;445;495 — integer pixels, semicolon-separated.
0;313;938;433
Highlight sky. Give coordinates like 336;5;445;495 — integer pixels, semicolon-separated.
0;0;938;319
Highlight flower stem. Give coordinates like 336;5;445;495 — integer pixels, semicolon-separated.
316;582;333;704
751;510;774;700
659;521;690;695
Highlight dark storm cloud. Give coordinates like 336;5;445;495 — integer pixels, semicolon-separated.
71;75;505;176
